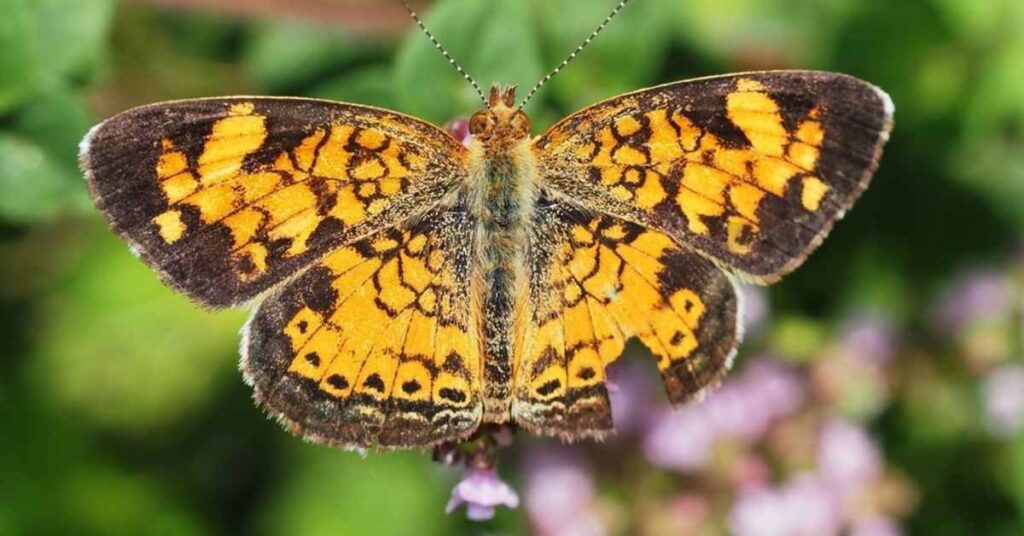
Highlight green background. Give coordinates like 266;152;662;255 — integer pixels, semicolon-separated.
2;0;1023;534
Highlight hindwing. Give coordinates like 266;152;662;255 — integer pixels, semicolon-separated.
513;195;740;440
242;200;482;449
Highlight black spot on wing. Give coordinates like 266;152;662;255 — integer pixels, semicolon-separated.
363;373;385;393
658;78;751;149
327;374;349;390
298;266;339;314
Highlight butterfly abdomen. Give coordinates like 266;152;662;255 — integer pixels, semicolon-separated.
470;141;537;422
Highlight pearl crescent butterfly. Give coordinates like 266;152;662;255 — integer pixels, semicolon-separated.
80;7;893;450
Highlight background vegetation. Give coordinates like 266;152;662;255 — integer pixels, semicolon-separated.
1;0;1023;534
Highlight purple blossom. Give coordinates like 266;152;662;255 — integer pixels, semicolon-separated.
818;419;882;503
933;269;1012;334
849;516;904;536
729;474;843;536
445;467;520;521
838;316;897;368
643;358;804;471
643;404;717;470
606;361;657;436
981;363;1024;436
524;447;606;536
730;454;772;492
740;359;806;426
814;331;893;419
668;494;710;533
740;283;771;336
444;118;472;147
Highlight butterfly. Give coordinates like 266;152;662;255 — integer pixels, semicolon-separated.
81;61;892;450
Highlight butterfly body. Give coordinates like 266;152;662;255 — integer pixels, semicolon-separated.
468;85;538;422
81;71;892;449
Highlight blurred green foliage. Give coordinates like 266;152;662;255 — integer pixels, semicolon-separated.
1;0;1024;534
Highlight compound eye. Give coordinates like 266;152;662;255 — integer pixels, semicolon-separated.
511;111;531;132
469;112;490;135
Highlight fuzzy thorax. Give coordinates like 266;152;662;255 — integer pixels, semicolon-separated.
466;84;538;422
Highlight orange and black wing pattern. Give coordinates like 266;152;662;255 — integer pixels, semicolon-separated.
242;200;483;449
534;71;893;283
81;98;468;307
513;195;739;440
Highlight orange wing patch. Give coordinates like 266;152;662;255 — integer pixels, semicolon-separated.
151;102;442;283
535;71;893;282
242;204;482;449
548;80;825;253
84;97;468;307
512;201;739;440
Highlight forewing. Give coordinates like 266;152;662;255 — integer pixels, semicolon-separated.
82;97;468;307
242;201;482;449
534;71;893;283
512;196;740;440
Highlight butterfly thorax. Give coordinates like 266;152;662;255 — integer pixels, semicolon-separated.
466;85;537;422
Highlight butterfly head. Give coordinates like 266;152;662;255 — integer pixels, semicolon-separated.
469;85;531;149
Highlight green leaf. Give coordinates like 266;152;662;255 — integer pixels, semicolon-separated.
259;447;457;536
0;0;114;112
671;0;859;69
311;65;398;110
60;465;210;536
14;90;93;170
0;91;95;223
244;20;372;93
767;316;828;363
0;3;36;112
0;387;209;535
394;0;544;123
1011;428;1024;520
0;134;78;223
952;36;1024;229
30;227;246;432
534;0;672;112
932;0;1024;43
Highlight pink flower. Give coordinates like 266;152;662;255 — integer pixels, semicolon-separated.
445;467;520;521
729;474;843;536
606;361;657;436
838;316;896;368
849;516;904;536
643;358;804;471
739;359;806;429
818;419;882;503
444;118;472;147
643;404;717;470
730;454;772;492
740;283;771;336
524;447;607;536
933;269;1012;334
670;494;710;532
981;363;1024;436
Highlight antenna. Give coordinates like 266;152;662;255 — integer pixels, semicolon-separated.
401;1;487;105
519;0;633;109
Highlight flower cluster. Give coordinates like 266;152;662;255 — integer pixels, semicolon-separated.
934;264;1024;437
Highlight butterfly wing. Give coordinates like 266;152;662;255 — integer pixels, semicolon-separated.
82;97;468;307
513;195;740;440
242;199;482;449
533;71;893;283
